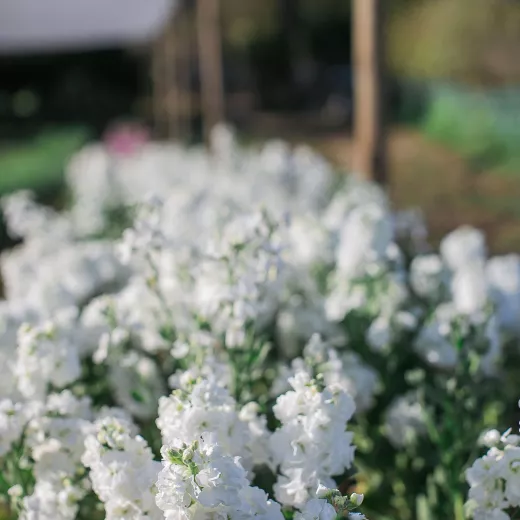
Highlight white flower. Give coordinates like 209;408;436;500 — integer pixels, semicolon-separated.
480;429;502;448
279;335;379;412
157;378;269;473
109;351;166;420
335;203;393;279
156;433;283;519
440;226;486;272
486;254;520;334
0;399;29;456
83;416;162;520
295;498;337;520
464;423;520;518
451;261;488;315
20;478;86;520
366;316;392;353
15;322;81;400
409;254;445;299
270;370;356;507
414;303;458;369
384;391;426;448
350;493;364;506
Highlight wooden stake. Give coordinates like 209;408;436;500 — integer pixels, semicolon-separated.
152;31;166;139
353;0;387;185
164;23;180;140
196;0;224;147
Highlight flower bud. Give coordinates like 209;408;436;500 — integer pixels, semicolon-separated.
350;493;364;506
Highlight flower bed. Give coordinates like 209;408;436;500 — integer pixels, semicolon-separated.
0;126;519;519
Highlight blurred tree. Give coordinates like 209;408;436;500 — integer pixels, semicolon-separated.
388;0;520;86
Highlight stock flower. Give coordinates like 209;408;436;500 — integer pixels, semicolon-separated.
5;124;519;520
270;370;356;507
156;433;284;519
440;226;486;272
82;416;162;519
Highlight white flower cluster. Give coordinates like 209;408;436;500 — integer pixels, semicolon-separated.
156;433;283;520
20;391;94;520
465;426;520;520
2;125;520;519
273;334;380;412
157;377;270;474
83;416;162;519
270;370;356;507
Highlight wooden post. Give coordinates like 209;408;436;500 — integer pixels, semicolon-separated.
151;14;181;140
177;8;193;142
164;25;180;140
353;0;387;185
196;0;225;147
152;32;167;139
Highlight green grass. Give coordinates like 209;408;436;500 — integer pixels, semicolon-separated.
0;127;90;196
422;85;520;174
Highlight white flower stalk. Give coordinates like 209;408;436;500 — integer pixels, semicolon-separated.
414;304;501;374
270;370;356;507
19;392;94;520
335;202;394;280
20;477;87;520
14;321;81;399
1;190;71;241
192;209;285;344
156;433;284;519
414;303;459;369
440;226;486;272
25;391;93;482
0;301;36;399
465;427;520;519
384;391;426;448
157;378;270;474
296;498;338;520
275;284;337;360
118;194;166;266
168;350;231;390
451;261;489;316
295;486;367;520
0;399;29;457
326;267;408;325
82;416;162;520
273;334;379;412
109;351;166;420
1;240;126;312
486;254;520;334
409;254;447;301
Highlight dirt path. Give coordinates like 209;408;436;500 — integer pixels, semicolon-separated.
247;115;520;253
313;128;520;253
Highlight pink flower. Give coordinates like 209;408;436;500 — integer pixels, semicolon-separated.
104;122;150;157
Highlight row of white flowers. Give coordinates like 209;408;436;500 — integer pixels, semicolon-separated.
0;125;519;519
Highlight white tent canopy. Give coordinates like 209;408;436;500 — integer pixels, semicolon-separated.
0;0;176;54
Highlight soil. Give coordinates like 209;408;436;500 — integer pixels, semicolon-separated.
246;114;520;254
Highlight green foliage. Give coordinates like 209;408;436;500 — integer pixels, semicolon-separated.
0;127;89;196
423;85;520;173
347;309;508;520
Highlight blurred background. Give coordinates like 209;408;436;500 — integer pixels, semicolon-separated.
1;0;520;252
